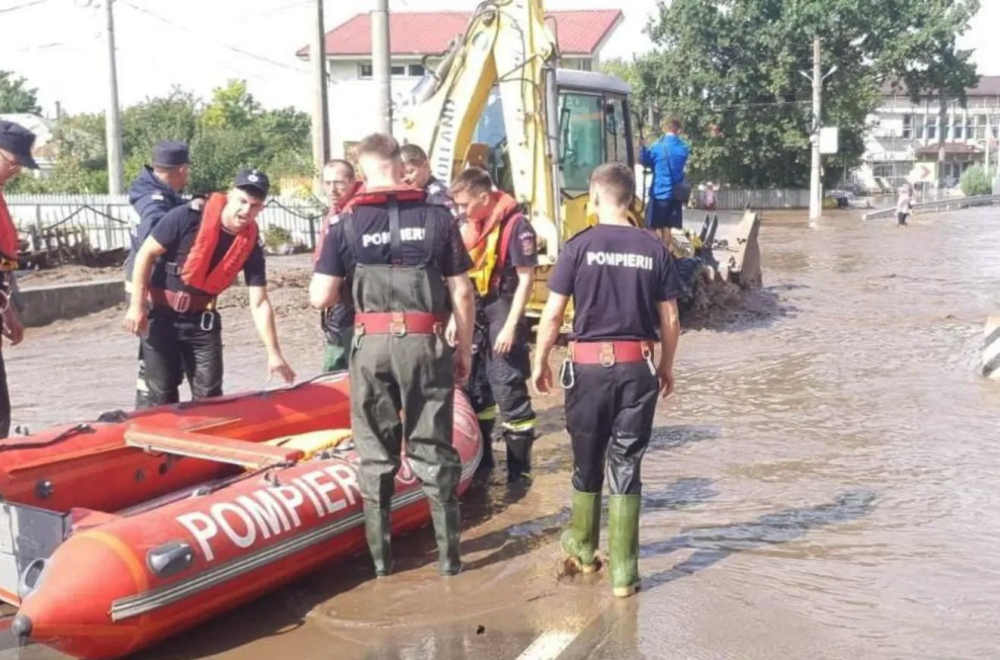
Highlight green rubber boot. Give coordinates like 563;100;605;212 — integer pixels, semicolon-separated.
363;503;393;578
560;489;602;573
608;494;642;597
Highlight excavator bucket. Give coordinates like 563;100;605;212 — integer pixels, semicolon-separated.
670;209;764;316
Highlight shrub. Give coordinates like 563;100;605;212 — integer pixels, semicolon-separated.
960;165;996;197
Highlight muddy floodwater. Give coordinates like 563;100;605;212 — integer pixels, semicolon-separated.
2;206;1000;659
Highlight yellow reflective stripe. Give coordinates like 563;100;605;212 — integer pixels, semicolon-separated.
502;418;536;432
477;406;498;422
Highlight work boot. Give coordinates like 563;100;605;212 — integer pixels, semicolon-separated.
608;494;642;597
477;419;496;472
560;489;602;573
504;430;535;484
363;504;393;577
429;496;462;576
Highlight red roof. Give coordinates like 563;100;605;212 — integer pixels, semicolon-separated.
298;10;622;59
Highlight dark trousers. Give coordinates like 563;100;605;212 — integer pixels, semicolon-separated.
349;331;462;572
466;294;536;432
0;350;9;439
564;361;659;495
140;308;223;407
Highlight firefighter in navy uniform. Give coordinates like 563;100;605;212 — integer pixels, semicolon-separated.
124;168;296;404
449;167;538;482
532;163;681;598
309;134;475;578
125;141;191;408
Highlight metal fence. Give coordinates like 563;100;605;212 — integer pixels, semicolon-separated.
5;194;325;253
712;188;811;209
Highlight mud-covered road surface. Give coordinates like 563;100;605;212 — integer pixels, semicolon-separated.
2;206;1000;659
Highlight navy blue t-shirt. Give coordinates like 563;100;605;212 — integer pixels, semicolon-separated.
548;224;681;341
149;205;267;291
315;201;472;278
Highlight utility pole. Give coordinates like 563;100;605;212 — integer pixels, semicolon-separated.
310;0;330;185
372;0;392;135
104;0;124;195
809;35;822;222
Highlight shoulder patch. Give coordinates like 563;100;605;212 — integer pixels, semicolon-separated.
150;193;164;201
520;232;536;256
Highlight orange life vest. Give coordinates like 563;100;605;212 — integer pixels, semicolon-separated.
345;184;427;209
0;192;21;270
463;191;522;297
178;192;259;295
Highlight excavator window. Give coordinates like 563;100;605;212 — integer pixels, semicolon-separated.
558;92;605;193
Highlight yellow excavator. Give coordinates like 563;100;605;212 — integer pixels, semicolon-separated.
397;0;761;320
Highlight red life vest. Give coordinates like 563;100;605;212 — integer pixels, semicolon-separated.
0;192;21;268
345;184;427;209
179;192;259;295
313;179;364;263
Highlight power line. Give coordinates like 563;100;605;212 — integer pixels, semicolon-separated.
120;1;310;75
0;0;47;14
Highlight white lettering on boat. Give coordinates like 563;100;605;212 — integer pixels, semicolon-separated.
175;463;364;563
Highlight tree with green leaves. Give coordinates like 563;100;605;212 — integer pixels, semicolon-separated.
0;71;41;115
7;79;314;196
627;0;980;190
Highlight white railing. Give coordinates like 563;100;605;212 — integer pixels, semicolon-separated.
862;194;1000;221
5;194;326;252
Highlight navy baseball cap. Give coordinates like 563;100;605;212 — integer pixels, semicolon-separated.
0;120;39;170
234;167;270;199
152;140;190;168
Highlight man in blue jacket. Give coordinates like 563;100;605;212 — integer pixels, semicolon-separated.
640;118;689;245
124;141;191;408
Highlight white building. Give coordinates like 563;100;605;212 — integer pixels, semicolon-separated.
857;76;1000;192
297;9;623;159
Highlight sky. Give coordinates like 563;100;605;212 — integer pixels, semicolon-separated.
2;0;998;117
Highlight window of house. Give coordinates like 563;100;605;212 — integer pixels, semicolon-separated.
391;65;405;76
976;115;987;140
926;117;937;140
965;115;975;141
914;115;925;140
953;116;963;140
359;63;373;78
902;115;913;139
873;162;893;178
408;64;426;77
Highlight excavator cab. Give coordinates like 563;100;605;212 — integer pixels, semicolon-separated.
397;0;761;323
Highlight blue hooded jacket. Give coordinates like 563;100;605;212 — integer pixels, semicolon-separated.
640;133;690;201
125;166;185;279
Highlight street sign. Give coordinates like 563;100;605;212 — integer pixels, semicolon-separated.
820;127;839;154
908;162;937;184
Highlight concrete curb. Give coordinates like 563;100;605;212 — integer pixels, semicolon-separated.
16;279;124;328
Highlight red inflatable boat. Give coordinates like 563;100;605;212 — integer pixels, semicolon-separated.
0;374;481;659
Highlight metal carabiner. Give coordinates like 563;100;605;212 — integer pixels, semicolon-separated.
643;346;656;376
558;357;576;390
199;311;215;332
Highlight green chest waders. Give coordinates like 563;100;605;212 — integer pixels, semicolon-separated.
342;201;463;577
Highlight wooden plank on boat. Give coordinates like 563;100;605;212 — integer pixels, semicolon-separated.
124;426;304;470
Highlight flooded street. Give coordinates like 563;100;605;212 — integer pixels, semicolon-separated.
3;206;1000;659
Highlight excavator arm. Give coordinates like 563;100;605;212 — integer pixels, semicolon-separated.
399;0;561;262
